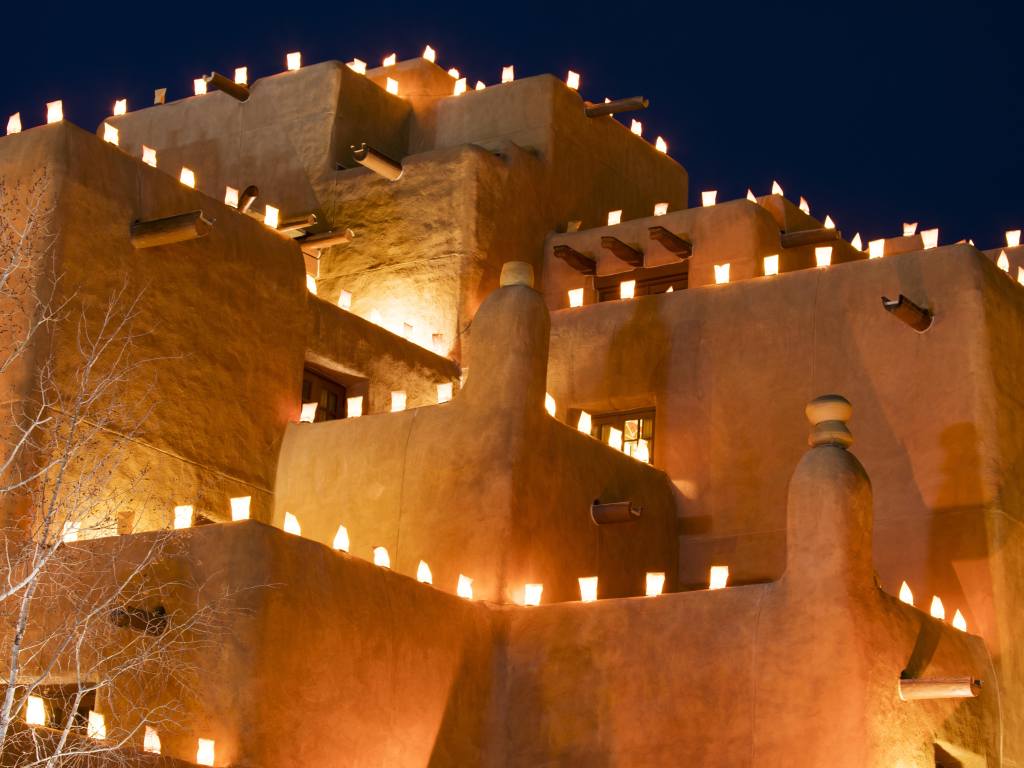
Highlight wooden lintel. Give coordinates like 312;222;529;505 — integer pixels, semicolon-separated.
130;210;213;249
781;227;842;249
553;244;597;275
648;226;693;258
601;236;644;267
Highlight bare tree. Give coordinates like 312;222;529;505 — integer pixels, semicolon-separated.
0;173;226;766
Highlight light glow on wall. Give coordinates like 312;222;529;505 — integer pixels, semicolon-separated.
763;254;779;276
903;222;918;237
771;180;784;196
645;572;665;597
230;496;250;521
868;239;884;259
620;279;636;299
899;581;914;605
337;290;352;310
286;52;302;71
113;98;127;115
1007;230;1021;248
373;546;391;568
701;190;717;207
383;53;397;67
179;167;196;188
196;738;215;767
305;275;317;295
798;196;810;215
437;382;453;403
142;146;157;168
607;210;622;226
234;67;248;85
630;119;642;136
607;426;623;451
422;45;436;62
545;393;557;417
708;565;729;590
714;263;730;284
224;186;239;208
144;726;161;754
46;100;63;123
25;695;46;726
87;711;106;740
332;525;350;552
998;250;1010;272
655;136;668;153
265;204;280;229
502;65;514;83
102;122;119;146
346;396;363;417
283;512;301;535
299;402;318;422
173;505;193;530
921;228;939;249
578;576;598;602
952;609;967;632
577;410;592;434
823;215;835;230
566;70;580;90
386;77;399;95
417;560;433;584
62;521;80;543
193;78;207;96
523;583;543;606
815;246;833;268
457;574;473;599
850;233;863;251
930;595;945;620
1018;267;1024;286
348;59;367;74
568;288;584;307
453;77;467;96
654;202;668;216
391;391;407;412
6;113;21;135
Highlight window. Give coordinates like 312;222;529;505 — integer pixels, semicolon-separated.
301;368;347;422
595;262;688;303
587;408;655;463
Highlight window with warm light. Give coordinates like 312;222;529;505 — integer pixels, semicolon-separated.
580;408;655;463
301;368;346;422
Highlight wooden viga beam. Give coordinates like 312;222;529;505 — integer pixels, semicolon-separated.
130;211;213;249
297;228;356;256
584;96;649;118
648;226;693;258
780;227;842;249
898;676;981;701
553;244;597;275
591;500;641;524
278;213;318;233
601;236;643;267
351;143;403;181
882;294;932;332
204;71;250;102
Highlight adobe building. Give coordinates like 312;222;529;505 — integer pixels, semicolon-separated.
0;47;1021;766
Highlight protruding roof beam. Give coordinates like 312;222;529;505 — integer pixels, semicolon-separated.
591;500;641;524
780;227;842;249
898;677;980;701
554;244;596;275
351;143;403;181
130;210;213;249
297;228;355;256
584;96;649;118
601;236;643;267
203;71;250;102
882;294;932;332
278;213;318;233
648;226;692;258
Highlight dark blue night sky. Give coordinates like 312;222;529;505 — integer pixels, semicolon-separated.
3;0;1020;247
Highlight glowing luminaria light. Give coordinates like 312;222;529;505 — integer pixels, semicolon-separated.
348;59;367;74
868;239;885;259
25;695;46;726
373;546;391;568
523;583;543;606
799;196;810;215
952;609;968;632
437;382;453;404
286;52;302;71
179;167;196;188
630;119;643;136
763;254;779;276
386;77;399;95
46;100;63;123
337;289;352;309
701;190;717;207
369;308;383;326
144;726;161;754
87;711;106;740
633;439;650;463
415;560;433;584
304;275;317;296
7;113;21;135
299;402;318;423
746;188;757;202
196;738;215;767
645;572;665;597
1018;267;1024;286
142;146;157;168
457;574;473;599
568;288;584;307
771;180;784;196
475;80;486;91
708;565;729;590
608;426;623;451
577;410;592;434
899;581;914;605
851;233;863;251
62;521;80;543
283;512;301;535
620;279;636;299
423;45;436;62
1007;229;1022;248
384;390;405;413
193;78;207;96
607;209;622;226
448;68;460;79
224;186;239;207
578;576;598;602
815;246;833;268
921;228;939;249
714;263;730;284
930;595;945;620
998;250;1010;272
824;215;835;230
453;77;467;96
113;98;127;116
545;392;557;417
566;70;580;90
346;396;363;418
102;122;118;146
502;65;515;83
655;136;668;153
173;505;193;530
332;525;350;552
383;53;397;67
654;202;669;216
903;221;918;236
264;205;279;229
230;496;250;521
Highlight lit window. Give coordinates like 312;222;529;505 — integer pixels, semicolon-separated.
583;409;655;463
